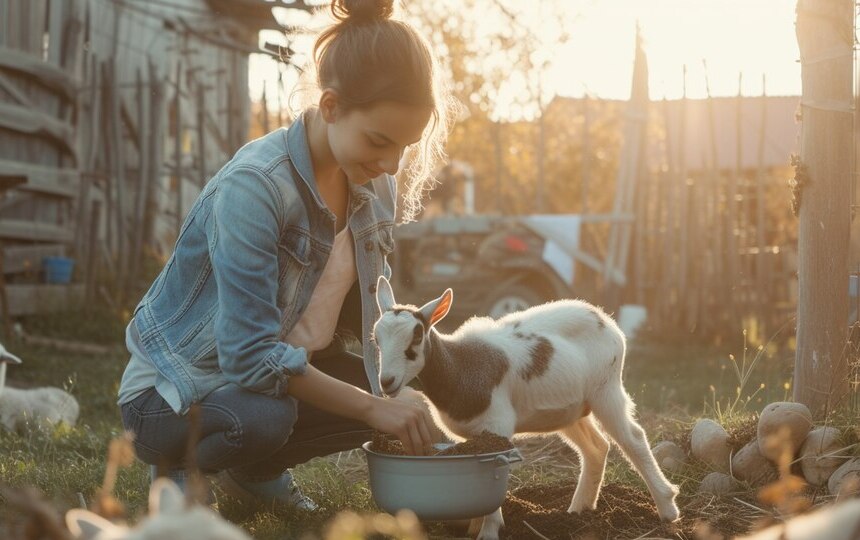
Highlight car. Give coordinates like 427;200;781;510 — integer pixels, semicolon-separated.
388;214;591;327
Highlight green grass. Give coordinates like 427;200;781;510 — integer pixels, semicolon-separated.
0;311;853;539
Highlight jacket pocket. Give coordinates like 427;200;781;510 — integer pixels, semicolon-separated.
175;307;217;365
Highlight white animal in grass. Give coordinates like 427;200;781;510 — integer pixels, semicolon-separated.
0;342;79;431
66;478;252;540
373;276;679;540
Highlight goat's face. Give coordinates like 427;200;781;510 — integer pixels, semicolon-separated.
374;276;452;397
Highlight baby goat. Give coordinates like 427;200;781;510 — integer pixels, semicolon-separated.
0;342;79;431
67;478;251;540
373;276;679;540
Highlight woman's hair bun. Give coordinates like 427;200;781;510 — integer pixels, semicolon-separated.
331;0;395;23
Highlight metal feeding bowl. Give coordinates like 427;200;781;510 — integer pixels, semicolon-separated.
362;441;524;521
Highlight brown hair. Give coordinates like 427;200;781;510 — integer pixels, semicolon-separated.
312;0;455;221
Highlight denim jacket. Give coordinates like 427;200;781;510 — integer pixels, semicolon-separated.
131;115;394;414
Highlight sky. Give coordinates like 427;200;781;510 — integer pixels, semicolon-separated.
249;0;802;121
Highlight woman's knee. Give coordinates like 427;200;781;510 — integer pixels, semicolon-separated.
208;385;299;450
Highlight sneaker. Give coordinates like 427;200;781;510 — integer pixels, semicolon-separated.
216;469;318;512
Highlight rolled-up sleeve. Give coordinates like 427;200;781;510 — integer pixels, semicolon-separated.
208;166;307;397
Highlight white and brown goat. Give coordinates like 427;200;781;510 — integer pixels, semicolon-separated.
373;276;679;540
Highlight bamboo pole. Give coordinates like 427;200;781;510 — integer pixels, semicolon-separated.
793;0;853;416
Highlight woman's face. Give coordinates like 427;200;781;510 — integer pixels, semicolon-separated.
326;100;432;184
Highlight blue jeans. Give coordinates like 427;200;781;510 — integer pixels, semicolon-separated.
120;346;372;481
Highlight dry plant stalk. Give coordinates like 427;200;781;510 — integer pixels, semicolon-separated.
182;404;210;506
91;431;136;519
757;426;810;516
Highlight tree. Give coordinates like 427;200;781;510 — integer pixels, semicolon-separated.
793;0;853;417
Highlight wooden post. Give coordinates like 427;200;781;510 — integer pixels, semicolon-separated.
196;81;207;187
658;97;678;326
0;239;9;342
793;0;853;417
128;67;149;299
174;60;183;238
755;76;769;328
677;67;689;325
581;96;591;213
100;61;115;268
145;62;164;251
108;59;127;305
85;200;101;304
260;82;270;134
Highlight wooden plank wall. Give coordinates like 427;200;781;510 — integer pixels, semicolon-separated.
629;94;799;342
0;0;259;313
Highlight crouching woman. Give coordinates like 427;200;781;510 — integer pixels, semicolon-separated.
116;0;452;511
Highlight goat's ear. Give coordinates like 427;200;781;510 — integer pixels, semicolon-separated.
376;275;396;313
149;477;185;515
420;288;453;328
0;343;22;364
66;508;126;539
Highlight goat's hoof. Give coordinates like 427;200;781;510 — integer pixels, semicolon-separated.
566;501;597;514
658;504;681;523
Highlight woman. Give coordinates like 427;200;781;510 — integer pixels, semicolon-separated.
117;0;453;511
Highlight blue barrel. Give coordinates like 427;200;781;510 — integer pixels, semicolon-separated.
43;256;75;284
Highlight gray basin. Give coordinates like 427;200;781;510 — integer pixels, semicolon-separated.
362;441;523;521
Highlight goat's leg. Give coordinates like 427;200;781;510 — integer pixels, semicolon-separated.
591;385;680;522
559;414;610;513
475;507;504;540
470;405;514;540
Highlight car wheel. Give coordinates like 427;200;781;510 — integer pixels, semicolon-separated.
484;284;546;319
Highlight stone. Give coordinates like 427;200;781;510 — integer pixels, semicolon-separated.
651;441;687;474
691;418;731;471
757;402;813;463
732;439;777;486
799;427;847;486
698;472;738;496
828;458;860;497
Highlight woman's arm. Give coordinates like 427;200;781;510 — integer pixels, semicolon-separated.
286;363;435;455
208;167;308;397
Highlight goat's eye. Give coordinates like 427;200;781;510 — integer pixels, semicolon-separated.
412;323;423;343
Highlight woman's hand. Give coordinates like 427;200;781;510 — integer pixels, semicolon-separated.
286;364;435;455
363;396;435;456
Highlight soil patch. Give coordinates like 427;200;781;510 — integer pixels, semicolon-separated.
370;431;513;456
726;415;759;453
486;481;756;539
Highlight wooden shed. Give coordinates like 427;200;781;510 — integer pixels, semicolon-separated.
0;0;312;317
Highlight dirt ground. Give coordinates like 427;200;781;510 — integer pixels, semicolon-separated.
495;481;755;540
374;431;769;539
